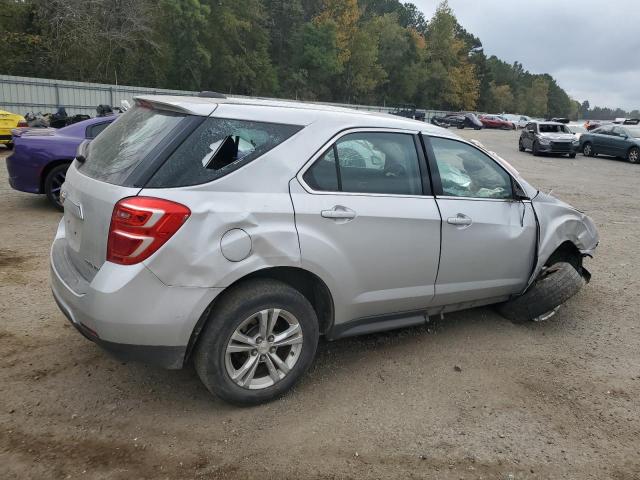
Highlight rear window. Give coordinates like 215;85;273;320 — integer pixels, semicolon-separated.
146;118;302;187
79;105;186;184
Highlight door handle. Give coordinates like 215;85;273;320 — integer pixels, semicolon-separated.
447;214;472;226
321;206;356;220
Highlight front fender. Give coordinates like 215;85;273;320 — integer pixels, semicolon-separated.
529;192;599;285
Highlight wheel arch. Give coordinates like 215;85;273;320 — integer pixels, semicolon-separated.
184;266;334;363
39;159;72;193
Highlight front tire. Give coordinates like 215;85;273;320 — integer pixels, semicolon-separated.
628;146;639;164
582;142;594;157
532;141;540;156
44;163;70;211
194;279;319;406
498;262;586;324
518;139;526;152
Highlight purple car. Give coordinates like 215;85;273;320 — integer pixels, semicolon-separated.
6;115;116;209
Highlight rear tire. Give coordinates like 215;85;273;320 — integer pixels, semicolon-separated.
44;163;70;211
628;146;639;164
194;279;319;406
5;142;14;150
569;153;576;158
498;262;586;324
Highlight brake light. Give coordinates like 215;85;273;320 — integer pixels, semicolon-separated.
17;120;28;128
107;197;190;265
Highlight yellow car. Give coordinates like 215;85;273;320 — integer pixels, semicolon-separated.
0;109;27;149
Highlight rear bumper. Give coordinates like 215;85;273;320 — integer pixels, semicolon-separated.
50;221;222;369
6;154;42;193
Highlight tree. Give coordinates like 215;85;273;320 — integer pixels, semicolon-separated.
526;78;549;117
489;82;514;113
422;1;478;110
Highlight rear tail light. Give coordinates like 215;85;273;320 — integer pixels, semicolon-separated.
17;120;28;128
107;197;190;265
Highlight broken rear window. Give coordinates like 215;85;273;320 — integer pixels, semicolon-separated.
146;118;302;187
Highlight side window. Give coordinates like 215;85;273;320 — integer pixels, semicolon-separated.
429;137;513;200
612;127;626;137
86;122;110;139
147;118;302;187
303;147;338;192
303;132;423;195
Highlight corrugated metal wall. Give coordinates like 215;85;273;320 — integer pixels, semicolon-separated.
0;74;196;116
0;74;448;120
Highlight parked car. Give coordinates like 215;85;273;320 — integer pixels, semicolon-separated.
50;95;598;405
568;124;587;141
579;124;640;163
501;114;532;129
584;120;607;131
479;114;515;130
519;121;579;157
391;105;426;121
431;112;482;130
0;109;27;149
6;115;116;209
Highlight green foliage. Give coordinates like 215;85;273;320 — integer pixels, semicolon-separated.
2;0;632;117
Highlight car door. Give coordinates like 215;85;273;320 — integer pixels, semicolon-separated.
611;127;630;157
423;135;537;306
592;126;612;154
290;129;442;326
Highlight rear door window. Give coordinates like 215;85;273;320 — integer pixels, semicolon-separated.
147;118;302;187
79;105;186;185
303;132;424;196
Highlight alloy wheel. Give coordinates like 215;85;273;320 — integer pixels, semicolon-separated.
50;170;66;207
629;148;639;164
225;308;304;390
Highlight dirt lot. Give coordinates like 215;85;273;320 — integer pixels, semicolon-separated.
1;129;639;479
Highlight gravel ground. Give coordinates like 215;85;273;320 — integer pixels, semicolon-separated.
1;128;639;480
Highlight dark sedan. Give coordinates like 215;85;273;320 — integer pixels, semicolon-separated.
579;124;640;164
431;112;483;130
519;121;579;157
6;115;116;209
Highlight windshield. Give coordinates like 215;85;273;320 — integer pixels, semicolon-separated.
539;124;570;134
626;127;640;138
79;104;186;185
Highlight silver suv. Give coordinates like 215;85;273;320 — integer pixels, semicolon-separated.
51;95;598;405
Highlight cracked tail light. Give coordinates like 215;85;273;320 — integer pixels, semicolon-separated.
107;197;190;265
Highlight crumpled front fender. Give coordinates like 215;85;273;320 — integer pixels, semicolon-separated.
528;192;599;286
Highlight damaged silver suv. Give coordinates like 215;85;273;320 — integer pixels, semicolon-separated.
51;95;598;405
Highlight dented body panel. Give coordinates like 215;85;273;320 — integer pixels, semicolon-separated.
529;192;599;281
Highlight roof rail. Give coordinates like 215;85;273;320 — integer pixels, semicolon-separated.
198;91;227;99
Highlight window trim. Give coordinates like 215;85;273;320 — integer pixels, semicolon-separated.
421;134;522;202
297;127;433;198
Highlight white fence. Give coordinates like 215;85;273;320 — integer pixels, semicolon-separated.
0;74;448;120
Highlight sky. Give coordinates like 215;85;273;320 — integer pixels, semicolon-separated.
413;0;640;111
